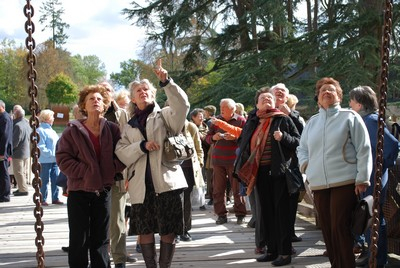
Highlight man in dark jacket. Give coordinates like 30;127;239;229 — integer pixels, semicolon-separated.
0;100;13;202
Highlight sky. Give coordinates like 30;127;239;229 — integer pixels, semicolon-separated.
0;0;145;77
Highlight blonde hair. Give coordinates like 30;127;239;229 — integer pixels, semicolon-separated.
115;89;130;109
39;109;54;123
286;94;299;110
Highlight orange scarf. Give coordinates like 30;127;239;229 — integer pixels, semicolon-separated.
238;108;285;195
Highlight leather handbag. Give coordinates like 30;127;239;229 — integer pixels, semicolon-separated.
160;112;195;162
277;141;304;194
351;195;374;236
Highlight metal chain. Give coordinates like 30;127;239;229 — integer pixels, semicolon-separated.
369;1;393;267
24;1;45;267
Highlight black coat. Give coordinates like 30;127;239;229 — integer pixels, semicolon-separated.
234;108;300;179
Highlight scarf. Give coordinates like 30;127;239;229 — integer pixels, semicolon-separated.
134;103;155;129
239;108;286;195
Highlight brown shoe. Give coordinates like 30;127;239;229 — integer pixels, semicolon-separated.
52;200;64;205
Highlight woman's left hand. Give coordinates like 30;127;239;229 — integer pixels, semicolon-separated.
153;59;168;83
273;130;283;141
355;184;368;195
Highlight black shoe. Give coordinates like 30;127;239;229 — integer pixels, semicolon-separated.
14;191;28;196
180;231;192;242
291;235;302;242
61;246;69;252
236;216;245;225
256;253;278;262
271;255;291;266
136;243;142;253
115;263;126;268
199;205;206;211
207;199;213;205
216;215;227;225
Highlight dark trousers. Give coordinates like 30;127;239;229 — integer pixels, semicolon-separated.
67;190;111;268
256;166;291;256
182;166;195;232
313;184;357;268
0;159;10;201
289;191;300;237
253;186;266;248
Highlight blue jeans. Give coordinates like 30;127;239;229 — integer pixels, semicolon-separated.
39;162;60;202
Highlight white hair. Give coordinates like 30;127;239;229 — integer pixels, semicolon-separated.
220;98;236;109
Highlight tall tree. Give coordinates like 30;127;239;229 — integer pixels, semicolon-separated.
39;0;70;49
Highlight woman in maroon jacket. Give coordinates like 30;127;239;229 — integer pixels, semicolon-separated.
56;85;125;268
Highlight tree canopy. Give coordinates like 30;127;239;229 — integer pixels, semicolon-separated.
121;0;400;118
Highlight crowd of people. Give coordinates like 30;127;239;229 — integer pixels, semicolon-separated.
1;68;399;267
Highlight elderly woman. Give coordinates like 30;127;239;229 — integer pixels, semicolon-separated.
115;60;189;268
37;109;62;206
234;87;300;266
56;85;125;268
297;77;373;267
349;86;399;267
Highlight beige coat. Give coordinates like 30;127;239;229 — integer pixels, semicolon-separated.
185;121;205;188
115;80;190;204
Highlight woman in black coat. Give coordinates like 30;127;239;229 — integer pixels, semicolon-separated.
234;87;300;266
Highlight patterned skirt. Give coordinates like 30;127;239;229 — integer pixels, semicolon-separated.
129;188;184;236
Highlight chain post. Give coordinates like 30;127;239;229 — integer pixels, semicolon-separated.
369;1;393;267
23;1;45;267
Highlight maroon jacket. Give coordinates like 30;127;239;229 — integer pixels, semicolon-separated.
56;118;125;193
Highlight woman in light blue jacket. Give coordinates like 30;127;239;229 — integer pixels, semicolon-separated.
297;77;372;267
37;109;62;206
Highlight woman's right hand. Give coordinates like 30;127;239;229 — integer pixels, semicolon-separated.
153;59;168;83
146;141;160;152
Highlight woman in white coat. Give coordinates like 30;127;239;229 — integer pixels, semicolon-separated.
115;60;189;268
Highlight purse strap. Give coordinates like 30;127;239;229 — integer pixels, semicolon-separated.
159;111;186;137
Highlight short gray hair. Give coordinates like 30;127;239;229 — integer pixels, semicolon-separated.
13;105;25;118
220;98;236;109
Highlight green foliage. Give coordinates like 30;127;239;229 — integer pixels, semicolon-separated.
71;55;107;85
110;59;142;88
46;73;78;105
123;0;400;113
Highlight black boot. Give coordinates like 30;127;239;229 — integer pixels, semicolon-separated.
159;241;175;268
140;243;157;268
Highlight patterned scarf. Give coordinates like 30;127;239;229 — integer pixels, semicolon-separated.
240;108;285;195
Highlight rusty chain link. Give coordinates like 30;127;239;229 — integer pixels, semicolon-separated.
369;1;393;268
24;1;45;267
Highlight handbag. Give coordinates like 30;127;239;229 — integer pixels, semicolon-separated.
159;112;195;162
351;195;374;236
277;141;304;194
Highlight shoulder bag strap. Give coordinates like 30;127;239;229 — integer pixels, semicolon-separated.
159;111;174;137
